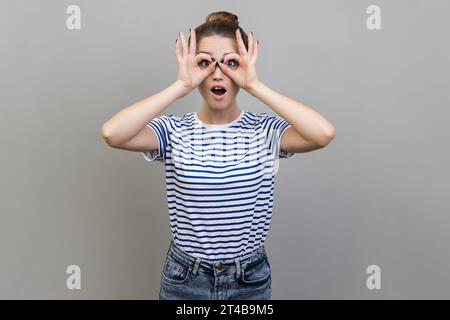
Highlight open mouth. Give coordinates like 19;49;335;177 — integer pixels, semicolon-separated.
210;86;227;96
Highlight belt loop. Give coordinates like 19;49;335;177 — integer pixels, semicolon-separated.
191;257;201;277
234;258;241;280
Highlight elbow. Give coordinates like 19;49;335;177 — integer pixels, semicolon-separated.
318;127;336;147
327;127;336;141
100;124;117;147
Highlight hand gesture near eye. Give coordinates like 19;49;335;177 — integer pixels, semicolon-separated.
175;29;217;96
218;29;260;92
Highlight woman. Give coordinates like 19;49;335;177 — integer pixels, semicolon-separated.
101;11;336;300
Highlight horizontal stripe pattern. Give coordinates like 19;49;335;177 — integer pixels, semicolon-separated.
142;110;294;262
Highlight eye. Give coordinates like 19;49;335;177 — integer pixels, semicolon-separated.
199;59;212;68
226;59;239;68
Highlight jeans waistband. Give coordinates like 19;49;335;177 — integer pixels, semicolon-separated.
165;239;268;278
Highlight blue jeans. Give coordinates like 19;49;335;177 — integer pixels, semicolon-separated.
159;240;272;300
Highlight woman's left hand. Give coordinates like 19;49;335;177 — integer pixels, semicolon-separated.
218;29;260;92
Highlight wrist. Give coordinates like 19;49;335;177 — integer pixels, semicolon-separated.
173;80;191;99
247;80;264;96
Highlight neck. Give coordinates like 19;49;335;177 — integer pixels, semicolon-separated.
198;102;241;124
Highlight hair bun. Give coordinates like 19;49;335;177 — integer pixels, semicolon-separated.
205;11;239;27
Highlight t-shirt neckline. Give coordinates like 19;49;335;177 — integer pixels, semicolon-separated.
194;110;245;129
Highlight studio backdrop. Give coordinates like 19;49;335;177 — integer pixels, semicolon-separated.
1;0;449;299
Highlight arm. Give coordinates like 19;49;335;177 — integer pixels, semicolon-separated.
248;81;336;150
216;30;335;153
101;29;217;149
100;80;188;147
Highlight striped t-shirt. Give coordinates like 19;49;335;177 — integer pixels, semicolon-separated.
142;109;294;262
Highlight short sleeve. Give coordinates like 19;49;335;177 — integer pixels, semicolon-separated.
260;113;295;159
141;115;176;163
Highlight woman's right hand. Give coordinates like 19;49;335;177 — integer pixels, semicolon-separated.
175;29;217;95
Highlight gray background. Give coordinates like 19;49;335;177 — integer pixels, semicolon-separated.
1;0;449;299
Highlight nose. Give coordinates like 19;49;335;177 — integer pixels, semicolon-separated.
212;61;225;78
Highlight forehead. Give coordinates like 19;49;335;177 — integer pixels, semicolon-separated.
196;35;238;56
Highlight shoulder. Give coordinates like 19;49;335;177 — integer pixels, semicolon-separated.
155;112;194;127
242;111;285;127
240;111;269;126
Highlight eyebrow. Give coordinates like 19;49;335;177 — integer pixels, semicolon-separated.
197;51;237;58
